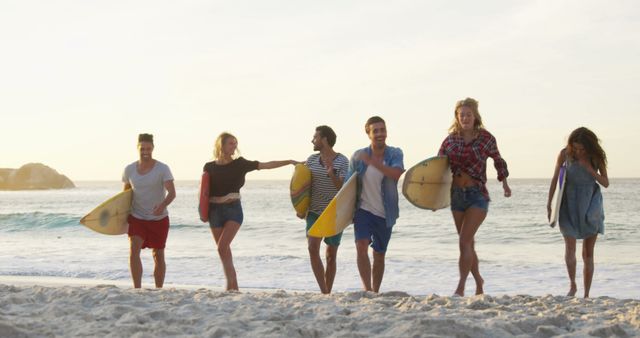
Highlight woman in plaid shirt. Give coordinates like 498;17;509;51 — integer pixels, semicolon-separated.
438;98;512;297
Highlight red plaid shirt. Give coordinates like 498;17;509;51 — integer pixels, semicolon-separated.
438;129;509;199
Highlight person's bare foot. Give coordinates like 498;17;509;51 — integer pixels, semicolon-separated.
567;284;577;297
475;278;484;295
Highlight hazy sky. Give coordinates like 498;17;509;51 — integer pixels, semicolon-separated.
2;0;639;181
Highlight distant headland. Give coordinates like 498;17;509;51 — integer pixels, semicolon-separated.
0;163;75;190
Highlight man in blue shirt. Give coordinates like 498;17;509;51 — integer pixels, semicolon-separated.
346;116;404;292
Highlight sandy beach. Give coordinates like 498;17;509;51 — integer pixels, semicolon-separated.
1;278;638;338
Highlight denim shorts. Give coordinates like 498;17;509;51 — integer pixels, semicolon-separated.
450;186;489;212
353;208;392;253
208;200;243;228
306;211;343;247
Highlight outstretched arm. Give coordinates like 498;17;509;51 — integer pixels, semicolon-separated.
258;160;298;170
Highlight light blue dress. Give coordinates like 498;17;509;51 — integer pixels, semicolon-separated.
559;159;605;239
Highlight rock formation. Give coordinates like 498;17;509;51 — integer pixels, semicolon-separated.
0;163;75;190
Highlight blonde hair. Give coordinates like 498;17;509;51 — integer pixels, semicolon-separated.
448;97;484;134
214;132;239;160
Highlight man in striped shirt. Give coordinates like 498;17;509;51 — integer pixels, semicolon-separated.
303;125;349;294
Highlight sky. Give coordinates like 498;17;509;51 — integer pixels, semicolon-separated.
1;0;639;181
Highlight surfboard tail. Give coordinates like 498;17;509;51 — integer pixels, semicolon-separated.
80;189;132;235
307;198;338;238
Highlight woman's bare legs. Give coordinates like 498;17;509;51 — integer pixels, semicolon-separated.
211;221;241;291
453;208;486;296
582;235;597;298
563;236;578;296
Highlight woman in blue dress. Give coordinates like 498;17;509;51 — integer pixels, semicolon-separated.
547;127;609;298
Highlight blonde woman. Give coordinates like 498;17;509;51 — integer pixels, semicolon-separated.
438;98;511;296
202;132;297;291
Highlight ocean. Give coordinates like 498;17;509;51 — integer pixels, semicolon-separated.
0;179;638;299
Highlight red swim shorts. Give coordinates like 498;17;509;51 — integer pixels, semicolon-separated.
127;215;170;249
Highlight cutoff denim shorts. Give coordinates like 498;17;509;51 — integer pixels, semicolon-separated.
208;200;244;228
450;186;489;212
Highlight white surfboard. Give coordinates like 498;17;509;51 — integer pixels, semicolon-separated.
80;190;132;235
402;156;452;211
549;164;567;228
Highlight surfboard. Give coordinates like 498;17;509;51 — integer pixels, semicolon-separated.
80;189;132;235
402;156;452;211
307;173;357;238
290;164;311;217
549;164;567;228
199;171;210;222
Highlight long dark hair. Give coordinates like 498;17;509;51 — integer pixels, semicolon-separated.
567;127;607;170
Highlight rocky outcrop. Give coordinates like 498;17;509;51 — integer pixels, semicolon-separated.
0;163;75;190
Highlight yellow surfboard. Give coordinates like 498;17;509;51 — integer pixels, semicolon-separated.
80;189;132;235
402;156;452;211
308;173;357;238
290;164;311;216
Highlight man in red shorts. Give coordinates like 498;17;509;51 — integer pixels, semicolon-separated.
123;133;176;288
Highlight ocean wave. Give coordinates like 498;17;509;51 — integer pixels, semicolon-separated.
0;212;81;232
167;222;202;230
0;212;202;232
